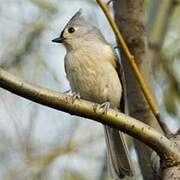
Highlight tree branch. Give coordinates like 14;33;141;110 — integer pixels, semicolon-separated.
148;0;178;136
96;0;172;138
101;0;170;178
0;67;180;167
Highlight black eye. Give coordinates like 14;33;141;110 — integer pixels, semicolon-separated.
68;27;75;33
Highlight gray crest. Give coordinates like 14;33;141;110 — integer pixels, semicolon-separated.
68;8;82;23
64;8;87;29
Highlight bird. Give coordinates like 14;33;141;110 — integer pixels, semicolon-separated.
52;9;133;179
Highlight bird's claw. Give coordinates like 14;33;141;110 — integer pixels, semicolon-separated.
71;92;80;103
100;102;110;114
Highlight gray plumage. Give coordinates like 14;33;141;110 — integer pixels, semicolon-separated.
53;9;133;179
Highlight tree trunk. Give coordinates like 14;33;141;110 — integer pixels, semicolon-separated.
113;1;162;179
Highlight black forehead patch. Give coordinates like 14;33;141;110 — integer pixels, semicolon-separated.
60;9;82;38
60;29;65;38
64;9;86;29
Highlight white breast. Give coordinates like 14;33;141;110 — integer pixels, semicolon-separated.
65;44;122;108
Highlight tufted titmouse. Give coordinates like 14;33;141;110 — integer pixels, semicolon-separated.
52;9;133;179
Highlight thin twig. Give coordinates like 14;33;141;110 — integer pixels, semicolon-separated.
96;0;172;137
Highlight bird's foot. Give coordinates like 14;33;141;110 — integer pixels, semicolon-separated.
100;102;110;114
71;92;81;103
63;90;80;103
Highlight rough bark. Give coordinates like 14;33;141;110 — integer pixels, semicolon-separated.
113;1;162;179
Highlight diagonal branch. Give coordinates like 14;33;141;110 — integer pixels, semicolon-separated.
0;67;179;167
96;0;172;137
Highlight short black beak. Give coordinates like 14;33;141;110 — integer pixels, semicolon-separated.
52;37;64;43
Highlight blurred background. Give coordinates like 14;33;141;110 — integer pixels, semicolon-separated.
0;0;179;179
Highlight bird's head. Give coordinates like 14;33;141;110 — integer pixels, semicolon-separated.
52;9;106;51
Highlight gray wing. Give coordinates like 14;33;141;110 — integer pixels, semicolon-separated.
104;46;133;179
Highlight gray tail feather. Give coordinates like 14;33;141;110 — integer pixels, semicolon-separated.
104;126;133;179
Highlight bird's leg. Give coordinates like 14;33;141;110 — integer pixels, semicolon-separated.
100;102;110;114
71;92;81;103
